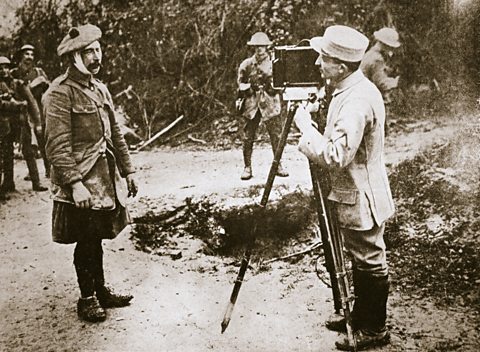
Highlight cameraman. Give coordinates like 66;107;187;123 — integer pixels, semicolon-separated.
294;26;395;351
237;32;288;180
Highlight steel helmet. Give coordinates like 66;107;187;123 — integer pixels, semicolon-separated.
374;27;401;48
0;56;11;65
247;32;272;46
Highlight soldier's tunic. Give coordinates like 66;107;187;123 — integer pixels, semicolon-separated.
237;53;281;121
43;67;134;243
360;45;398;95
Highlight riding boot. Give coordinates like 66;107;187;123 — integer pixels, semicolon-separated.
335;273;390;351
267;120;289;177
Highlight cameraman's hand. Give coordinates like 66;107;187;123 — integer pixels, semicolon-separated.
13;99;28;112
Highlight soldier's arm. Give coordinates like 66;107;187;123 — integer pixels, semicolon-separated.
103;87;135;177
237;59;252;92
370;58;399;92
44;87;83;185
16;81;42;126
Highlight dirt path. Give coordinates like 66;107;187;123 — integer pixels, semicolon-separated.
1;119;477;352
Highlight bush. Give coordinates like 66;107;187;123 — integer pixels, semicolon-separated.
7;0;479;144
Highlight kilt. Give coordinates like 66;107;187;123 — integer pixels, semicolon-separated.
52;200;131;244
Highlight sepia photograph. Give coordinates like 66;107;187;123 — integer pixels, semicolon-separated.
0;0;479;351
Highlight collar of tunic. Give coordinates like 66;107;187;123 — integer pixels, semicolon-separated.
332;69;365;96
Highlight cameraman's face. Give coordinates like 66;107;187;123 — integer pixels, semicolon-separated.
316;54;343;82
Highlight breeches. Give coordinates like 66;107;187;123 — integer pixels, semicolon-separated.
341;223;388;276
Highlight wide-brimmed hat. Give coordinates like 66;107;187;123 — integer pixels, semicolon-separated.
57;24;102;56
0;56;11;65
310;25;369;62
247;32;272;46
374;27;401;48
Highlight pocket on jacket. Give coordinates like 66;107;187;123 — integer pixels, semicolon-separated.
328;188;374;231
71;104;101;142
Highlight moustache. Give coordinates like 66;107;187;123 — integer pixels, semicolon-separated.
88;62;101;70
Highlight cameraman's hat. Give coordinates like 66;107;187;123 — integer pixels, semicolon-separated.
247;32;272;46
57;24;102;56
310;25;369;62
374;27;401;48
0;56;11;65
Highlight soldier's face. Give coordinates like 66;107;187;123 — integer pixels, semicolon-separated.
22;50;34;64
0;64;9;78
254;46;267;57
81;41;102;75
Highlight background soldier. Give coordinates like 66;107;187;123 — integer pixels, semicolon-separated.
0;56;28;200
295;25;395;351
237;32;288;180
360;27;401;101
43;24;138;323
11;44;50;177
0;55;47;194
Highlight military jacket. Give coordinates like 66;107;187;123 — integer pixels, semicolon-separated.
237;53;281;120
43;67;134;210
360;46;398;94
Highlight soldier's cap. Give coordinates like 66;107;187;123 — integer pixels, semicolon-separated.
57;24;102;56
247;32;272;46
374;27;401;48
20;44;35;51
310;25;369;63
0;56;11;65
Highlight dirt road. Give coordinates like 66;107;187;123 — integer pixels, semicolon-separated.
1;120;477;352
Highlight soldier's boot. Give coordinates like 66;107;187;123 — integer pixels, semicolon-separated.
241;141;253;180
27;160;47;192
75;263;106;322
77;296;106;323
96;286;134;308
335;273;390;351
268;128;288;177
92;246;133;308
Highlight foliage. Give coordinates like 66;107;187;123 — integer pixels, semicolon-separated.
7;0;479;144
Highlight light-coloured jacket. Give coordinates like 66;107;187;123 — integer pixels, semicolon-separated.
360;44;398;94
43;67;134;210
297;70;395;230
237;54;281;120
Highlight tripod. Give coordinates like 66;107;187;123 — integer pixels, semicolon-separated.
220;101;357;350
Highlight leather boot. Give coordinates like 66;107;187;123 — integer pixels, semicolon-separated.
335;273;390;351
96;286;133;308
77;296;106;322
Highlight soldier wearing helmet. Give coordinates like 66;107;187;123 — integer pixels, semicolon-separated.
360;27;401;97
11;43;51;178
43;24;138;323
0;55;47;197
237;31;289;180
